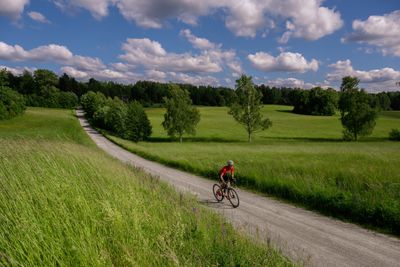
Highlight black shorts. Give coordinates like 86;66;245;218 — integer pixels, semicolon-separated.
222;175;232;183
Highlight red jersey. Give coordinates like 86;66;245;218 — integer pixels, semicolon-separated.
219;165;234;176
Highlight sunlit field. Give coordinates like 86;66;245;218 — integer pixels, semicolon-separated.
0;108;291;266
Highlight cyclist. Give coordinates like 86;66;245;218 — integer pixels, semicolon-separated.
219;160;235;189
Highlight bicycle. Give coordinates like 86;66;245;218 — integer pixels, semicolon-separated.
212;180;240;208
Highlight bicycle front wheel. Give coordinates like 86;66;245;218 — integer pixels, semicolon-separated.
213;184;224;202
227;188;239;208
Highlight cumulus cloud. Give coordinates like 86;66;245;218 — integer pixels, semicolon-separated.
327;59;400;92
248;51;318;73
0;0;29;20
53;0;112;19
119;38;222;73
28;11;51;23
52;0;342;41
342;10;400;57
168;72;219;86
180;29;243;76
0;41;104;71
264;77;316;89
180;29;216;50
0;65;35;75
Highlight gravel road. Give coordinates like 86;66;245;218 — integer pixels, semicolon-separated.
77;109;400;267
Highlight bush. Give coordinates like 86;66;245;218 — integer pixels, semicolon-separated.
292;87;338;116
104;98;127;136
125;101;152;142
0;86;26;120
389;129;400;141
25;86;78;109
81;91;107;118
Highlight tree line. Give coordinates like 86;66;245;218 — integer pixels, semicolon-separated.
2;68;400;112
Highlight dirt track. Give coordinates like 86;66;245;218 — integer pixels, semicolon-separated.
77;110;400;267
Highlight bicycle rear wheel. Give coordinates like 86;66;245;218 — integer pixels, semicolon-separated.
227;188;239;208
213;184;224;202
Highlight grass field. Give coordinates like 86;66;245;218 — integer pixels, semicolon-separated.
0;108;292;266
107;105;400;235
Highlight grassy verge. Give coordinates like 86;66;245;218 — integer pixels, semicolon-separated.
105;105;400;235
0;108;292;266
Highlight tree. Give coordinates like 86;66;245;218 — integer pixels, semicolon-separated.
338;76;377;141
104;97;127;135
81;91;107;118
0;86;26;120
162;85;200;143
125;101;152;142
229;75;272;142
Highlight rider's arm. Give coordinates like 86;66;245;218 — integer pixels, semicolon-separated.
231;166;235;179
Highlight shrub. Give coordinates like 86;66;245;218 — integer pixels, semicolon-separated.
125;101;152;142
389;129;400;141
81;91;106;118
104;97;127;136
292;87;338;116
0;86;26;120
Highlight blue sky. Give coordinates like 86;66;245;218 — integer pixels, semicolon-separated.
0;0;399;91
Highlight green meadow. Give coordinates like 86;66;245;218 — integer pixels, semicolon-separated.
107;105;400;234
0;108;291;266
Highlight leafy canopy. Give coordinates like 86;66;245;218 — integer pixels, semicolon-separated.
162;84;200;142
229;75;272;142
338;76;377;141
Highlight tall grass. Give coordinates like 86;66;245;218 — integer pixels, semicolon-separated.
107;105;400;235
0;108;292;266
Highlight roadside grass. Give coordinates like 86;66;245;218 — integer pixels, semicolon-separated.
0;108;292;266
107;105;400;235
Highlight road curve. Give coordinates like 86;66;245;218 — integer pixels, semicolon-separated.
76;110;400;267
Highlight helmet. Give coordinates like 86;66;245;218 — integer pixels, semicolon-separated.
227;160;234;166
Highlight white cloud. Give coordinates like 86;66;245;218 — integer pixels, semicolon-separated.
264;77;316;89
28;11;51;23
0;41;104;71
168;72;219;86
180;29;216;50
53;0;112;19
0;0;29;20
248;51;318;73
60;66;88;79
0;65;35;75
342;10;400;57
327;59;400;92
180;29;243;76
119;38;222;73
52;0;342;40
146;69;166;81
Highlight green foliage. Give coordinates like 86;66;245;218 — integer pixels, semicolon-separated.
339;77;377;141
0;86;26;120
162;85;200;142
370;92;391;111
33;69;58;88
389;128;400;141
0;108;290;266
292;87;338;116
340;76;360;92
125;101;152;142
104;97;127;135
25;86;79;108
81;91;107;118
229;75;272;142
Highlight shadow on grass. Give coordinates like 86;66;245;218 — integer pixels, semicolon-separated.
146;136;242;143
261;136;391;143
